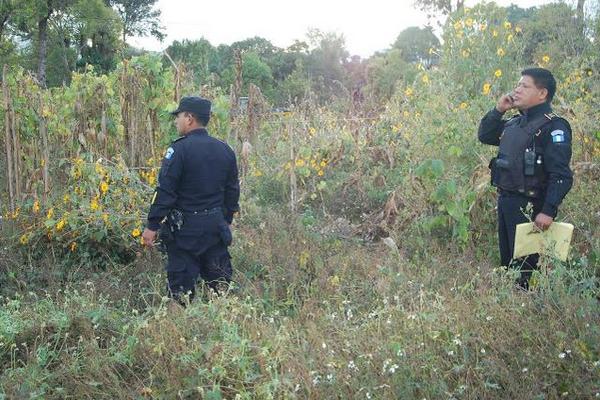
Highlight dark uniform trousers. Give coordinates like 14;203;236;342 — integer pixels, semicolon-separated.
497;191;543;287
166;211;233;300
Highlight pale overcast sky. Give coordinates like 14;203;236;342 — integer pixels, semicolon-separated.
130;0;562;58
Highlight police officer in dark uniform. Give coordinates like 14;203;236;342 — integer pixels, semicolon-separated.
142;96;240;302
478;68;573;289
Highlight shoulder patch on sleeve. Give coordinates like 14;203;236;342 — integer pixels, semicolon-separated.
164;147;175;159
550;130;565;143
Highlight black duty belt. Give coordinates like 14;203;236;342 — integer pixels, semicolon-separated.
184;207;222;216
497;188;539;198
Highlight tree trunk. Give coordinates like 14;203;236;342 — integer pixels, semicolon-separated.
576;0;585;36
37;13;50;87
455;0;464;13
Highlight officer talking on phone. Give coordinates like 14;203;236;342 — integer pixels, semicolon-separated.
478;68;573;289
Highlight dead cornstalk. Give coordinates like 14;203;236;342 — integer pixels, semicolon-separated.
289;120;297;215
12;104;21;200
247;83;266;144
2;65;15;212
229;49;243;147
39;93;50;200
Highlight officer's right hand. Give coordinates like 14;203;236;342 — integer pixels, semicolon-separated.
496;93;515;113
142;228;157;249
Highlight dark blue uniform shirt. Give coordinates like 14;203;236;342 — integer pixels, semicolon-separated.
146;128;240;230
478;102;573;217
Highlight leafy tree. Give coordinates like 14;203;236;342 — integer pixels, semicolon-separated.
4;0;82;86
505;4;535;24
520;3;589;64
392;26;440;67
63;0;122;80
365;49;410;100
107;0;164;42
305;29;349;101
276;61;311;105
2;0;122;86
165;38;218;84
221;51;275;100
0;0;15;41
0;0;18;60
415;0;464;16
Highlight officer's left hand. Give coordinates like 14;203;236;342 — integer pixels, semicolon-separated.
142;228;158;248
534;213;553;231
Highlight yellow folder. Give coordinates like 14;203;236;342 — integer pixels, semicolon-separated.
513;222;574;261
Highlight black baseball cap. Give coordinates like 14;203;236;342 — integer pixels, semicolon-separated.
170;96;211;117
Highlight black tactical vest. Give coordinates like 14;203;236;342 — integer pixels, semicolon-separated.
491;113;558;197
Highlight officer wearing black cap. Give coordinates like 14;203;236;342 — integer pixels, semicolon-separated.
478;67;573;289
142;96;240;302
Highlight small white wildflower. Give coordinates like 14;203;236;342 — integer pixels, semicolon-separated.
294;384;300;392
561;392;569;397
382;359;391;374
389;364;399;374
522;367;528;373
387;319;392;324
366;392;372;399
486;316;493;321
559;352;566;359
447;350;454;356
348;360;358;371
322;342;327;349
453;338;462;346
480;348;486;354
521;303;526;307
382;297;388;305
326;373;333;381
566;349;571;354
593;360;600;367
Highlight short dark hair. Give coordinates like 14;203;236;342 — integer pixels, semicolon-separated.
521;67;556;103
186;112;210;127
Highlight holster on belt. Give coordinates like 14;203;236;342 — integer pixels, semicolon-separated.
157;209;184;252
